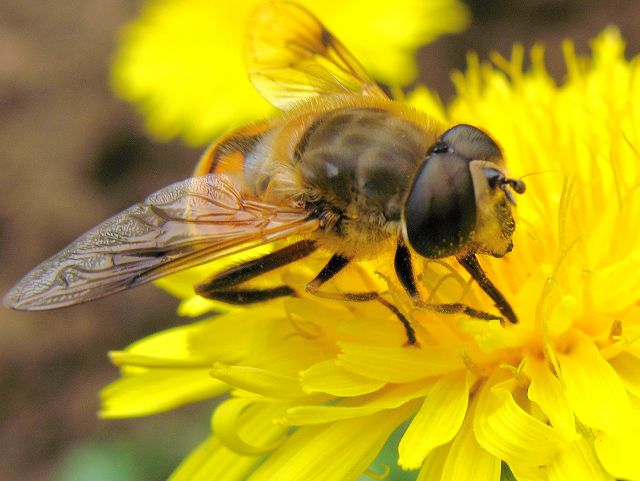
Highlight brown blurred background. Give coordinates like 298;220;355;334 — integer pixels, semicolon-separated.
2;1;640;480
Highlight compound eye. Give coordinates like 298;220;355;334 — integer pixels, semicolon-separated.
404;153;476;259
439;124;502;161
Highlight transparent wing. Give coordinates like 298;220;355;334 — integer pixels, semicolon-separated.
246;1;389;109
4;174;318;310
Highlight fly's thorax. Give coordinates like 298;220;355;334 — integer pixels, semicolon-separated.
293;107;436;241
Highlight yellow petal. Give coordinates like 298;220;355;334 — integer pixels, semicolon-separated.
624;325;640;358
398;371;469;469
608;351;640;398
188;310;279;363
558;336;631;433
119;321;207;360
546;294;579;338
100;368;227;418
188;309;327;374
171;402;290;481
242;331;329;377
594;428;640;481
509;465;548;481
210;364;309;399
169;436;260;481
247;402;417;481
281;379;430;425
300;359;385;396
592;251;640;313
441;398;501;481
547;435;614;481
458;316;528;352
109;351;211;369
337;342;464;383
525;357;576;438
212;399;288;455
416;444;449;481
475;378;564;467
323;0;470;86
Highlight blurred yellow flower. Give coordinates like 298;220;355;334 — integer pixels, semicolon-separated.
102;20;640;481
111;0;469;145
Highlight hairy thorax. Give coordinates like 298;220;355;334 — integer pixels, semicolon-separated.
292;107;431;256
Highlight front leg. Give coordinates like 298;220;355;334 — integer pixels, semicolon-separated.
394;241;420;303
456;253;518;324
394;241;503;322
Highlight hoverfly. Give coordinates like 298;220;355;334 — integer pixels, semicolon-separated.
4;2;525;345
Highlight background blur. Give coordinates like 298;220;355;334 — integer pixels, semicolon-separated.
2;1;640;480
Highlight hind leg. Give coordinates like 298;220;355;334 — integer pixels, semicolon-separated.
195;240;317;303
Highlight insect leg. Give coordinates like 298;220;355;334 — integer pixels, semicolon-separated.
195;240;317;304
394;241;420;302
305;254;417;345
417;302;502;320
456;253;518;324
396;242;504;322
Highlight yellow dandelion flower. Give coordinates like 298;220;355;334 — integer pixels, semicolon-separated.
111;0;469;145
100;27;640;481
